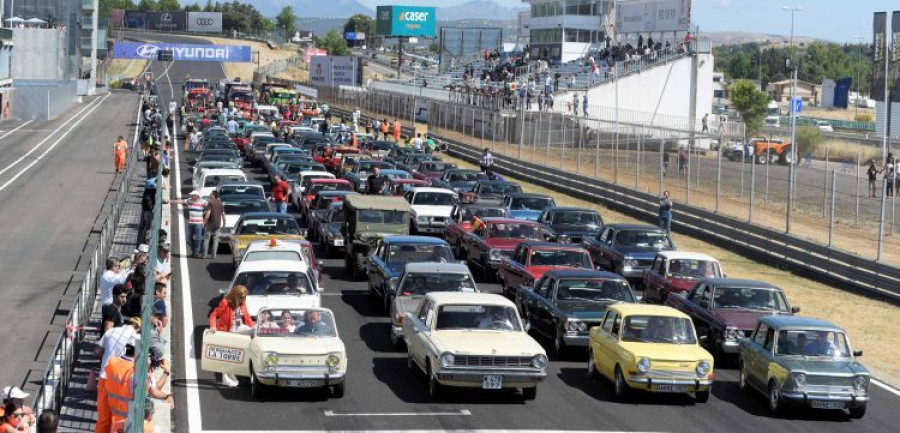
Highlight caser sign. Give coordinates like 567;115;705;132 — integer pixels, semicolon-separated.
398;11;430;22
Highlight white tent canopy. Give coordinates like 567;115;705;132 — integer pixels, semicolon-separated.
5;17;24;23
25;18;47;24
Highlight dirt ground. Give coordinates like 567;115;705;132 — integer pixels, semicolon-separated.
202;36;300;82
802;105;875;122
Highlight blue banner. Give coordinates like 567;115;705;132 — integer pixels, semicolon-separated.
112;41;252;62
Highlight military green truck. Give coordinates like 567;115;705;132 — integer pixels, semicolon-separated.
342;195;411;280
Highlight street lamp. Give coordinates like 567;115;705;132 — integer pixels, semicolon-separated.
852;35;865;117
782;5;801;234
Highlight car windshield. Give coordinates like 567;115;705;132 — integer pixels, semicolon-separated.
487;223;542;239
435;304;521;331
668;259;722;279
358;209;407;224
528;249;591;268
302;174;333;184
615;230;672;248
621;315;697;344
412;192;458;206
447;172;486;182
423;163;456;171
234;271;313;296
244;251;304;262
200;154;233;162
224;200;269;215
256;309;336;338
310;183;352;195
382;171;410;180
238;217;301;235
315;197;344;210
713;287;790;312
327;208;344;222
398;272;476;295
461;207;506;220
480;183;522;195
204;175;245;187
219;185;263;198
510;197;555;211
557;279;635;302
387;244;454;265
775;329;851;358
555;211;602;228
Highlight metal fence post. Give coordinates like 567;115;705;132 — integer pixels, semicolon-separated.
686;141;692;205
595;119;600;179
749;152;756;222
878;178;886;261
577;121;584;175
856;151;861;229
635;128;641;189
546;113;552;163
829;170;836;247
533;112;539;162
659;139;664;195
561;120;566;170
716;142;722;213
823;142;830;218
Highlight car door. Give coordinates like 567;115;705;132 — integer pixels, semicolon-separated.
465;225;486;264
516;274;545;319
367;242;389;296
532;277;557;338
593;229;612;269
643;256;666;300
687;284;712;340
501;246;525;291
408;301;434;368
743;323;770;390
593;310;619;379
200;330;252;378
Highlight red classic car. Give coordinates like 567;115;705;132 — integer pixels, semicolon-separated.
412;161;458;181
462;217;548;281
444;204;508;257
499;242;594;299
299;179;353;224
642;251;725;304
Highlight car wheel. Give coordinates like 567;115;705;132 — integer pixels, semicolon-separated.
383;292;391;315
849;403;867;419
755;152;768;165
695;386;710;403
614;365;629;401
427;363;443;401
332;382;345;399
552;327;568;360
522;386;537;401
738;361;749;392
779;146;793;165
768;380;783;415
390;326;404;350
587;348;600;379
353;252;366;281
250;365;266;399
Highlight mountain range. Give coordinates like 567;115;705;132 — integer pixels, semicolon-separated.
243;0;525;21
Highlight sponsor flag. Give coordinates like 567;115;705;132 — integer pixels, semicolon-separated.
873;12;887;102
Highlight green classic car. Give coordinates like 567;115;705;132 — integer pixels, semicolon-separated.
738;316;870;418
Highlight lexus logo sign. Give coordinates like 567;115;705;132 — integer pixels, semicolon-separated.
195;18;214;26
160;12;173;23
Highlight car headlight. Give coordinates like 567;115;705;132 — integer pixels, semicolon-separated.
566;320;587;332
417;215;430;223
489;248;502;261
636;356;651;373
793;372;807;389
531;354;548;369
725;326;742;341
440;352;455;368
696;360;711;377
556;235;569;243
326;353;341;370
853;375;868;390
264;352;278;367
623;258;638;268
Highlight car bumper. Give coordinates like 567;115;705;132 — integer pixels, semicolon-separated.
563;334;591;347
627;375;712;392
620;266;650;278
257;370;345;388
721;340;741;354
435;368;546;388
781;390;870;407
413;222;446;234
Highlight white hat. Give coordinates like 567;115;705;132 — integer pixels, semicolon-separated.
1;386;29;400
137;244;150;254
190;190;200;197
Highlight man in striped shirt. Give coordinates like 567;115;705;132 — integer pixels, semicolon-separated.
479;148;494;172
185;191;207;258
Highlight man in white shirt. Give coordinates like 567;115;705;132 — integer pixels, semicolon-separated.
100;257;132;306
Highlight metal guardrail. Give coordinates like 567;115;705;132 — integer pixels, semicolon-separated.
441;136;900;303
32;95;144;414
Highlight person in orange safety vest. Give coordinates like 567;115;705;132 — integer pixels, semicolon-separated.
114;136;128;174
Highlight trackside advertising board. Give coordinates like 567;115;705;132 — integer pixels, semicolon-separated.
113;42;252;62
376;5;436;38
187;12;223;33
310;56;361;87
614;0;690;34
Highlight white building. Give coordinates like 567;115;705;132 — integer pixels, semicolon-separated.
521;0;613;63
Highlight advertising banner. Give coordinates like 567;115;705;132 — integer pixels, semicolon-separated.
873;12;887;102
310;56;360;87
112;41;252;62
614;0;690;34
892;11;900;103
376;5;437;38
147;11;187;32
305;48;327;63
124;11;147;29
110;9;125;28
187;12;223;33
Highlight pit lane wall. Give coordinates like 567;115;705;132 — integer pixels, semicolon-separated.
12;80;79;121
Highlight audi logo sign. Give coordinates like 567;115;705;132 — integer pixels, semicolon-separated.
187;12;223;32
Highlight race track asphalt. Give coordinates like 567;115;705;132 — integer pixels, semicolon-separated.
145;34;900;433
0;91;139;391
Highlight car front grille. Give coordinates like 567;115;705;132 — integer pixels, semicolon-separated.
452;355;533;368
636;259;655;267
806;375;853;387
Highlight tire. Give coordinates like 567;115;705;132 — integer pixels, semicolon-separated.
768;380;783;415
250;365;266;399
767;150;779;165
353;252;366;281
587;348;600;379
383;292;392;315
427;363;444;401
522;386;537;401
849;403;867;419
738;361;749;392
552;327;568;360
332;382;345;399
390;326;404;350
614;365;630;401
695;387;710;403
755;152;768;165
779;146;793;165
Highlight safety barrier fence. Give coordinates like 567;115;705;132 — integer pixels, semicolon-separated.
32;96;146;414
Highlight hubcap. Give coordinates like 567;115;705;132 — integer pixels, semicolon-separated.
769;385;779;409
587;351;595;375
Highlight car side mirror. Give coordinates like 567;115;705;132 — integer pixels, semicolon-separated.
524;320;532;332
699;334;708;342
791;306;801;314
853;350;863;357
635;295;643;303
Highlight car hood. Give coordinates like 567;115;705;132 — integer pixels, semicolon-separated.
618;342;711;362
255;336;344;355
508;210;542;221
411;205;454;217
616;246;670;258
556;300;610;320
485;238;526;250
666;277;701;292
432;330;543;356
246;294;321;317
525;265;581;279
224;214;240;228
551;224;602;235
778;358;869;376
713;309;781;330
449;181;477;192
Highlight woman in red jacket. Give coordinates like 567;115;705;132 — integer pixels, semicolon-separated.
209;285;254;387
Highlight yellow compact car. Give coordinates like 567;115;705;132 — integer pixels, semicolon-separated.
228;212;305;268
587;304;714;402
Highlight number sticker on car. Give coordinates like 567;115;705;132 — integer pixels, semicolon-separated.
810;401;845;410
482;375;503;389
284;379;324;388
656;384;687;393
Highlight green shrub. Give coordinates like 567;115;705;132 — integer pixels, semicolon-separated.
795;125;823;155
854;113;873;122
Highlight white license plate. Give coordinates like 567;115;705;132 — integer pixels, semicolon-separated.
334;239;344;246
656;385;688;393
811;401;845;410
482;375;503;389
284;379;323;388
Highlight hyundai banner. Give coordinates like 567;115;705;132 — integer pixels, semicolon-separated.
187;12;223;33
147;11;186;32
113;42;252;62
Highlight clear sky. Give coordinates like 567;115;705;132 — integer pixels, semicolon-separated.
356;0;899;43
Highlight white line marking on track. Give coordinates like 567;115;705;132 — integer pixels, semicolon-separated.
324;409;472;417
0;98;103;179
203;430;652;433
0;120;33;141
873;379;900;397
0;95;108;192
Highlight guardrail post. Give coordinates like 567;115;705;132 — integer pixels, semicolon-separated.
546;113;552;164
577;121;584;175
533;111;540;163
659;139;664;195
750;152;756;222
829;170;836;247
823;142;830;218
560;120;566;170
716;141;722;213
635;127;641;189
856;151;861;228
877;178;886;261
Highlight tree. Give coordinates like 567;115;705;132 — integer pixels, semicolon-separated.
100;0;137;18
137;0;158;12
319;29;350;56
203;0;214;12
795;125;824;155
183;2;202;12
276;6;297;41
729;79;771;135
156;0;180;11
219;1;266;35
343;14;374;48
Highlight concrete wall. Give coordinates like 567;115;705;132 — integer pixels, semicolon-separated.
12;28;67;80
12;80;78;120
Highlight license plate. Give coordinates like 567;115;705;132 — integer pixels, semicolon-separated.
811;401;845;410
656;385;687;393
284;379;323;388
334;239;344;246
482;375;503;389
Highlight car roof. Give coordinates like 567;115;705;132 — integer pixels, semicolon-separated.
299;171;334;177
517;241;587;250
506;193;553;199
657;251;718;261
760;315;841;331
410;187;456;194
218;182;263;188
704;278;780;290
200;168;245;176
317;190;356;198
310;178;351;184
608;223;665;231
404;262;471;274
478;217;539;225
549;206;596;212
380;169;409;175
425;292;515;307
239;212;296;220
543;269;625;280
344;194;410;211
382;235;449;246
235;259;309;273
608;304;690;319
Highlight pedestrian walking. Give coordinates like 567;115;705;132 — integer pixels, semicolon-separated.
113;136;127;174
202;191;226;259
393;118;402;143
678;146;688;175
659;191;673;234
572;93;579;116
272;174;292;214
885;155;896;198
184;191;207;258
867;159;880;198
480;147;494;172
582;95;588;117
209;285;255;387
702;113;709;133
